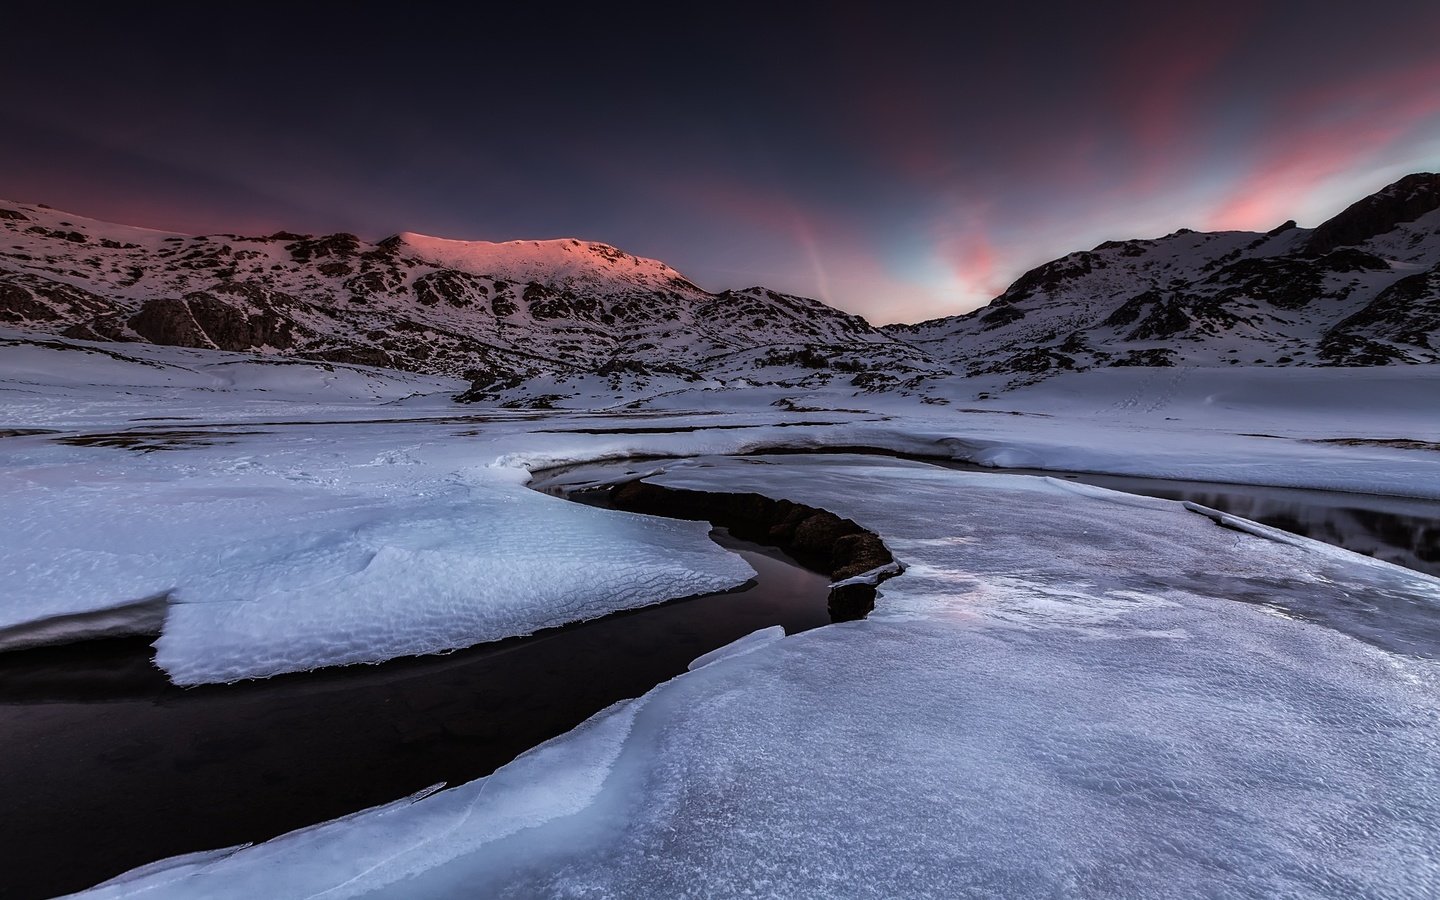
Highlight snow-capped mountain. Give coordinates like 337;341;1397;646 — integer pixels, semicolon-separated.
4;174;1439;403
0;202;935;401
888;173;1440;377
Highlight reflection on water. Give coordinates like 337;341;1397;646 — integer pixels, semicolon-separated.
932;463;1440;579
926;460;1440;661
1108;482;1439;578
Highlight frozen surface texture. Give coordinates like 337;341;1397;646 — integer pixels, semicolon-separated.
4;336;1440;895
74;457;1440;899
2;448;752;683
155;489;755;684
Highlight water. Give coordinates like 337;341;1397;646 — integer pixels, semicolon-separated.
3;455;1437;898
0;530;830;900
924;461;1440;578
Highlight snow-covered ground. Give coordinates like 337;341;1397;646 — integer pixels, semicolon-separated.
3;334;1439;675
76;456;1440;898
2;335;1439;896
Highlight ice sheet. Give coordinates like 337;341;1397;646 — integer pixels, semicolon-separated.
1;429;753;682
75;457;1440;898
156;487;755;683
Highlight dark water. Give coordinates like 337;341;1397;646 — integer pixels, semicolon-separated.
5;458;1438;898
0;530;830;900
923;462;1440;579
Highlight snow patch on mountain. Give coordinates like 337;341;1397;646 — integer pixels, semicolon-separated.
889;173;1440;380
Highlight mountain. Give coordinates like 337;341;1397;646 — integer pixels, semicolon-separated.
887;173;1440;378
0;203;936;404
4;174;1439;405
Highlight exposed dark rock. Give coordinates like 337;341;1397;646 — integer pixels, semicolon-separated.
60;321;119;341
0;271;116;323
757;348;830;369
0;281;58;322
285;233;360;263
25;225;87;243
830;532;893;581
128;297;210;348
609;479;898;621
595;357;651;376
1322;264;1440;363
1207;257;1324;309
850;371;901;391
979;305;1025;330
126;292;297;352
1318;248;1388;273
975;347;1076;376
1102;291;1161;329
792;510;862;556
1306;172;1440;254
1057;330;1089;354
345;268;401;304
301;345;395;368
490;286;518;317
1112;348;1176;367
414;270;487;309
995;252;1098;304
1127;298;1191;340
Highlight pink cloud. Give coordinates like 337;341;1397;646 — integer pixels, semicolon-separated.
936;222;1002;299
1205;58;1440;230
1099;8;1253;189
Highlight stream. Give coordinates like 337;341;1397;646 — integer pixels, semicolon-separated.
2;453;1437;898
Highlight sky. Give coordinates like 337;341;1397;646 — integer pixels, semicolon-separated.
5;2;1440;324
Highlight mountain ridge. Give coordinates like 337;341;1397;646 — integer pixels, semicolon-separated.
0;200;938;405
886;172;1440;378
3;173;1438;405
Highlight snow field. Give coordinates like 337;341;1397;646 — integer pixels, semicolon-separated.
73;456;1440;898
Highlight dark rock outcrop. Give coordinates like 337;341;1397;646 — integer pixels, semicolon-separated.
1322;263;1440;363
1306;172;1440;254
128;297;210;348
128;293;298;352
609;479;898;621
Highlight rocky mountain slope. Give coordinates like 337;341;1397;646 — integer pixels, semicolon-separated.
4;174;1438;404
888;173;1440;377
0;203;937;402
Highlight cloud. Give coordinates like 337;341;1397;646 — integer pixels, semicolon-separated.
1204;57;1440;230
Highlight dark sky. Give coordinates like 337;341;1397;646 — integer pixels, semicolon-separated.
5;2;1439;323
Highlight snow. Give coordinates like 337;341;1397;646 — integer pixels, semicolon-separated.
0;200;919;388
3;333;1440;895
2;425;754;683
395;233;689;288
71;455;1440;899
156;487;755;684
3;173;1438;894
4;336;1440;680
685;624;785;671
892;191;1440;373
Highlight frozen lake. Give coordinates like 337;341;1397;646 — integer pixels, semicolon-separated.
0;527;828;900
4;449;1439;898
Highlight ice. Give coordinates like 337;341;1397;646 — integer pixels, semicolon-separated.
5;337;1440;895
156;486;755;684
74;456;1440;898
686;624;785;671
0;594;166;652
1;417;753;682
